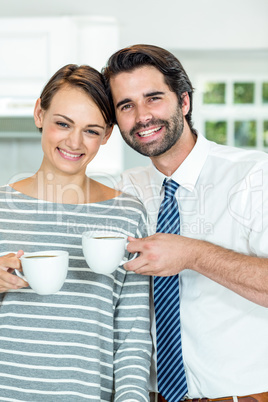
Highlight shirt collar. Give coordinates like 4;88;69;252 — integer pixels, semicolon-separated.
151;132;211;193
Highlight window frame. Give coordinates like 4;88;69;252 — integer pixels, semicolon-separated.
194;74;268;150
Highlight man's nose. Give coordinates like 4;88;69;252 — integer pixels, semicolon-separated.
135;104;153;125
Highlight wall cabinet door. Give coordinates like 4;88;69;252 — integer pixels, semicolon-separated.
0;16;119;98
0;16;122;183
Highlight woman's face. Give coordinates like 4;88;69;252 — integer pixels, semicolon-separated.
34;85;112;178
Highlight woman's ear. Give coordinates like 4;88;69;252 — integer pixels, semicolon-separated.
101;125;114;145
33;98;44;130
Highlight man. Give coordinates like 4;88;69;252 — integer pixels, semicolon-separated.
102;45;268;402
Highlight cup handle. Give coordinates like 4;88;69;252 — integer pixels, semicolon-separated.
15;269;26;281
119;252;138;266
119;241;139;266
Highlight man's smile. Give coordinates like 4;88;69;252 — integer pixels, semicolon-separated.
137;126;163;138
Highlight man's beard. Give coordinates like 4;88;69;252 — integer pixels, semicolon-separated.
119;106;184;157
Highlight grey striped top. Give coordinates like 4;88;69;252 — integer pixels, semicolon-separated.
0;185;151;402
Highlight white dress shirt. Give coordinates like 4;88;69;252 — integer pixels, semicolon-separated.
118;133;268;398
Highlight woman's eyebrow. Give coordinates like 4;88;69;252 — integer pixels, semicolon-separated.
54;114;104;129
54;114;74;123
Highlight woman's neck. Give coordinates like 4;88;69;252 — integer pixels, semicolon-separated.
11;169;91;204
10;169;120;204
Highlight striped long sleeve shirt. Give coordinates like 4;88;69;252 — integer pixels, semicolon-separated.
0;185;151;401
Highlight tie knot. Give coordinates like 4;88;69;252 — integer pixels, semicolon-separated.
163;179;179;198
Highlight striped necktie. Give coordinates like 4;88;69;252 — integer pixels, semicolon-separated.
154;179;188;402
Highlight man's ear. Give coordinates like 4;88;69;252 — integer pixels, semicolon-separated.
181;92;190;116
33;98;44;129
101;125;114;145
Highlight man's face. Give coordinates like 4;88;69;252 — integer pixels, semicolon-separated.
109;65;185;157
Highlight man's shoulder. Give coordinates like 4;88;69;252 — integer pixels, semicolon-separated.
121;164;154;185
117;164;155;199
210;140;268;164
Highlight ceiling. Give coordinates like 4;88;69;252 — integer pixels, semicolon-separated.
1;0;268;50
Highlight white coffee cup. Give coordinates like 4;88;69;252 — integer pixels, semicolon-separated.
82;231;137;274
16;250;69;295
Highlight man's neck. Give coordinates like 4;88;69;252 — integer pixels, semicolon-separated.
151;129;197;177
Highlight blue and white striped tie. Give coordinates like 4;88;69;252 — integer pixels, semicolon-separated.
154;179;188;402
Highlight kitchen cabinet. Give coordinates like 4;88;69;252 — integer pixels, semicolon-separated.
0;16;119;99
0;16;122;185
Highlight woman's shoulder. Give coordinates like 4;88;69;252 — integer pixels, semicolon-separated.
114;191;147;219
91;181;147;214
89;180;121;203
0;184;12;198
93;182;146;212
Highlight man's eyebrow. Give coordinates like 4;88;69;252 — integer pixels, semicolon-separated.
116;91;165;109
116;98;132;109
145;91;165;97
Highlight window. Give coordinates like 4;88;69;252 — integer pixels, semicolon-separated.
196;76;268;150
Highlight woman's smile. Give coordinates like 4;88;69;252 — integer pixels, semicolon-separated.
57;147;84;161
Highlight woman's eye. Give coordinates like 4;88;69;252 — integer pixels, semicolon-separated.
86;130;99;136
56;122;69;128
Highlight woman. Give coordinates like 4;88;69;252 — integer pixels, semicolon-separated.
0;65;151;401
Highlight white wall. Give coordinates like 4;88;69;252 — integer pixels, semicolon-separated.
0;0;267;176
1;0;267;51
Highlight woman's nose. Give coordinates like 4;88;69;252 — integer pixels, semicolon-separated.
65;129;82;149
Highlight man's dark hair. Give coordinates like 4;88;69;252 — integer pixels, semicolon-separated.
102;44;195;132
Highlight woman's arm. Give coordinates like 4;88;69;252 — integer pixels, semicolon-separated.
113;269;152;401
113;205;152;401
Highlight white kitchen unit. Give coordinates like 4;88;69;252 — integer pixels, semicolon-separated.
0;16;122;186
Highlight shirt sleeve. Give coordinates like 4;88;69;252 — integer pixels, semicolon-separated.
116;176;139;197
247;160;268;257
113;207;152;401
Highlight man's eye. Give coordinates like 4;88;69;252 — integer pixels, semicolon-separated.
56;122;69;128
121;104;132;111
150;96;161;101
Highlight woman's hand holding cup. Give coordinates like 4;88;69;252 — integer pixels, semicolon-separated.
0;250;28;293
17;250;69;295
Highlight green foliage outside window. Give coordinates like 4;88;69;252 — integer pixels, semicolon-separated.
205;121;227;144
262;83;268;103
202;79;268;150
203;83;225;104
234;121;256;146
263;121;268;146
234;83;254;104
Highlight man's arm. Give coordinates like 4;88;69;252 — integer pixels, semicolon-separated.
124;234;268;308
